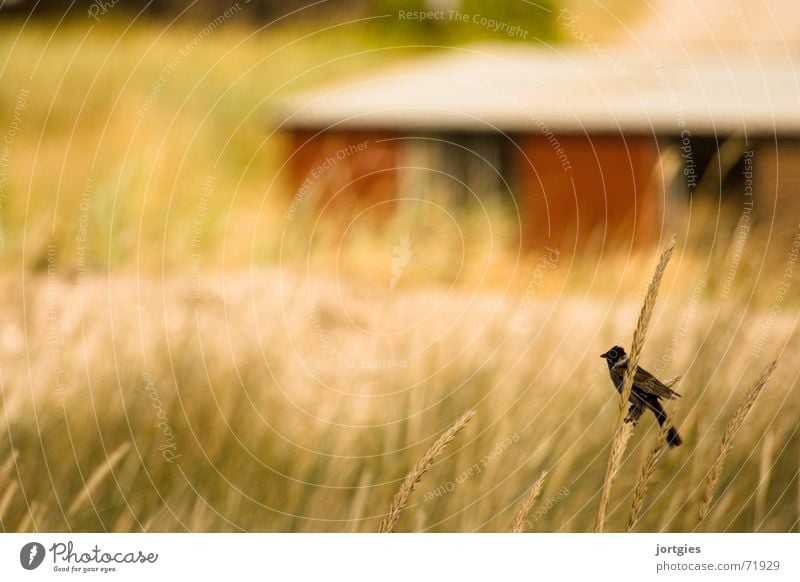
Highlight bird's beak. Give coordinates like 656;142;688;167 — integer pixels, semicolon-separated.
600;351;608;359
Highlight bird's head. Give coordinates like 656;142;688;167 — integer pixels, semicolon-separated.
600;345;626;365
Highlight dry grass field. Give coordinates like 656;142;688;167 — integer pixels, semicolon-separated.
0;18;798;533
1;239;798;532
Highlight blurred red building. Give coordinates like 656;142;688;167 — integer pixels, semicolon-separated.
277;46;800;250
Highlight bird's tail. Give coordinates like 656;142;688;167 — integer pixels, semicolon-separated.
650;399;683;448
666;426;683;448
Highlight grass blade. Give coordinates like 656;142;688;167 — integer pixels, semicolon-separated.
378;410;475;533
509;471;548;533
67;442;131;518
627;419;671;531
699;358;778;523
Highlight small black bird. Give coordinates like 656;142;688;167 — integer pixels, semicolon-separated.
600;345;683;447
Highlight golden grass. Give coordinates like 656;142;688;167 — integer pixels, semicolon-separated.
509;471;548;533
595;423;635;532
619;234;678;409
66;442;131;518
756;430;777;527
699;358;779;523
627;419;670;531
379;410;475;533
595;234;677;533
0;450;19;528
627;375;683;531
0;264;796;532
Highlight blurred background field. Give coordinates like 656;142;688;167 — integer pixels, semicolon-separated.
0;1;798;533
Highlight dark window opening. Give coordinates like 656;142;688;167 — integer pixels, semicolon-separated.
670;134;748;199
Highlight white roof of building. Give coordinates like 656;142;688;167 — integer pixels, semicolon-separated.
278;45;800;135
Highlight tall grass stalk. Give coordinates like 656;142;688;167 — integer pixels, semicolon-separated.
509;471;548;533
627;418;671;531
378;410;475;533
595;234;677;532
699;358;779;522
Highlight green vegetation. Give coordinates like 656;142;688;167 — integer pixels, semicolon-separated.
0;18;430;272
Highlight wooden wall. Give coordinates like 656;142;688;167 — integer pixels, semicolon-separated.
514;134;662;251
286;129;663;250
286;129;398;219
